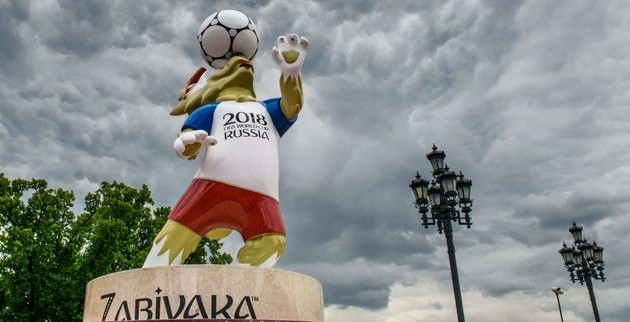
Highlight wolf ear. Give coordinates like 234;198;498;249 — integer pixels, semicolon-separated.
171;67;207;116
178;67;207;101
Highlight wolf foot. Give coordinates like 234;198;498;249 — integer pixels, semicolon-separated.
237;233;286;267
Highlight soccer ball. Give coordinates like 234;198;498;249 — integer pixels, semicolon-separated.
197;10;259;69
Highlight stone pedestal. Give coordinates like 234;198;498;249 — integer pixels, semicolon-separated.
83;265;324;322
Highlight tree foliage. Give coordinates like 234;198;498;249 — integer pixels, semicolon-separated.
0;174;231;321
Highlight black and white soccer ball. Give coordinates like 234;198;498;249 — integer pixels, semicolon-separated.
197;10;259;69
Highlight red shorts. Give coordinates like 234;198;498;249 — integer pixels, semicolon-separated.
168;179;285;240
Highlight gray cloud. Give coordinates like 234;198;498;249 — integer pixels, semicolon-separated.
0;1;31;78
2;0;630;321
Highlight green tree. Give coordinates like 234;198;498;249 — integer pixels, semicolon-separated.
0;175;78;321
0;175;231;321
73;181;231;285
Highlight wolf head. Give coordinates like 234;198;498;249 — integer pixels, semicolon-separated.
171;55;257;116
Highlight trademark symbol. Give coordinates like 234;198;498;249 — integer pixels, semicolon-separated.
250;296;259;302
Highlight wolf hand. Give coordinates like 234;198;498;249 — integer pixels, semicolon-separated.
173;130;217;159
272;34;309;79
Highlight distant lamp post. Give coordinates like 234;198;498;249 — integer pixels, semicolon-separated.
409;144;473;322
558;222;605;322
551;287;564;322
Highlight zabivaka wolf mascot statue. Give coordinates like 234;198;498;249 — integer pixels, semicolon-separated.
144;10;308;268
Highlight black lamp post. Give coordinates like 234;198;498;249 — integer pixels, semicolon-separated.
551;287;564;322
409;144;473;322
558;222;605;322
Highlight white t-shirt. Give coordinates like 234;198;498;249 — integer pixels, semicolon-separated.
182;98;295;200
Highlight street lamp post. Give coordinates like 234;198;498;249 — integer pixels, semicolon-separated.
558;222;605;322
409;144;473;322
551;287;564;322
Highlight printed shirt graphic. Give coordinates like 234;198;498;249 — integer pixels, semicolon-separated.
182;98;295;200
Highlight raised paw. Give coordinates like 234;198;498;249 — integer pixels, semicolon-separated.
272;34;309;78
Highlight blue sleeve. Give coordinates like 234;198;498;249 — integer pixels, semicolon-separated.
181;103;219;132
263;97;296;137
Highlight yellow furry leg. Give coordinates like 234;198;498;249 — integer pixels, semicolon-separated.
205;228;232;240
154;220;201;265
237;233;286;266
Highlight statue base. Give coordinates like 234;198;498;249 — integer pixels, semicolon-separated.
83;265;324;322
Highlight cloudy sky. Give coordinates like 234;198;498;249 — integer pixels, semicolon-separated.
2;0;630;321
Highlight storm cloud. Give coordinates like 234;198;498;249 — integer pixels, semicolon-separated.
1;0;629;321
